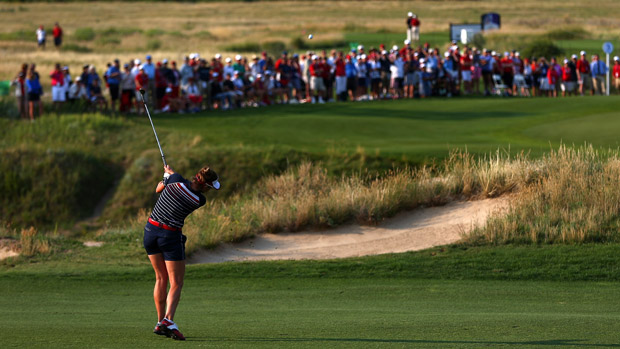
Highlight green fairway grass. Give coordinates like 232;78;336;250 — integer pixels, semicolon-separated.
4;245;620;348
154;96;620;163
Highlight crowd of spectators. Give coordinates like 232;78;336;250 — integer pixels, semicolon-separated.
11;39;620;120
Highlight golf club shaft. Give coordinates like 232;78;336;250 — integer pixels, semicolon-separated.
140;89;167;167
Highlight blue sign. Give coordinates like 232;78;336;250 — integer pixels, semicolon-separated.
481;13;501;30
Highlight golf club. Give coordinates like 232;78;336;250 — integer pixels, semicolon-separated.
139;89;167;167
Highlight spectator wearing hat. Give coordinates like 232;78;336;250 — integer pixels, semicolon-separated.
106;59;122;113
613;56;620;94
356;54;370;99
53;22;63;48
379;50;391;97
223;57;235;82
68;76;88;106
561;59;575;97
460;48;473;95
309;55;326;103
36;25;46;49
390;52;405;99
160;87;184;113
591;54;608;95
131;59;142;77
233;55;246;76
403;51;418;98
135;66;149;114
61;66;72;101
406;12;420;42
419;59;433;98
120;63;136;113
576;51;592;96
369;53;383;100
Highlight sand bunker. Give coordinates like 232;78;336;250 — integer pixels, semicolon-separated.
189;197;509;264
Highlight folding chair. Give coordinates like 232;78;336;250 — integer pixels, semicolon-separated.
492;74;508;96
513;74;530;97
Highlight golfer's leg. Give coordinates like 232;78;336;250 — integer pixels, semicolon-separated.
164;260;185;321
148;253;169;322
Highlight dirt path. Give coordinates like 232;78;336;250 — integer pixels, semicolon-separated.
188;197;509;264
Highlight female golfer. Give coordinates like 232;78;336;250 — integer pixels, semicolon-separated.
144;164;219;340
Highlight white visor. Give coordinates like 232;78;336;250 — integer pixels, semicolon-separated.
209;180;221;190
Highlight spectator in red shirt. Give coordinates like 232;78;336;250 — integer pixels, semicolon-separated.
576;51;593;96
406;12;420;42
50;63;65;111
52;22;63;48
499;52;514;95
309;55;326;103
334;51;347;101
547;61;559;97
135;66;149;114
460;48;473;94
613;56;620;94
561;59;575;97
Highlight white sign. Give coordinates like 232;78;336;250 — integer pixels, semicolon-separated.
603;42;614;54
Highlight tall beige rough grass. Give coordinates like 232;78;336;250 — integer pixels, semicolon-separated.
183;150;535;254
20;226;50;256
465;145;620;245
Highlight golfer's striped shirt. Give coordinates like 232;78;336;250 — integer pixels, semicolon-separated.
149;173;206;229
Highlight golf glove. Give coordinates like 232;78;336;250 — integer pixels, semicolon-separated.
163;172;170;180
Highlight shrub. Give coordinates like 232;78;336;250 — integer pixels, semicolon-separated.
521;39;563;60
146;39;161;50
290;36;308;50
471;33;486;48
0;29;31;41
74;27;96;41
144;28;165;37
546;27;589;40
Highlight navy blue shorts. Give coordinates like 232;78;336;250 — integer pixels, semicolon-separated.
143;222;186;261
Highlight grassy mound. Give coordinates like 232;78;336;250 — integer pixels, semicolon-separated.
0;149;115;228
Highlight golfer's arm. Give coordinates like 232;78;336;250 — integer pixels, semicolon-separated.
156;181;165;193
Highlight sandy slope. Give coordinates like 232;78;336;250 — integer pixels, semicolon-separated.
188;197;509;264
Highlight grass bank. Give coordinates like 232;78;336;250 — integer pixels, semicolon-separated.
467;145;620;244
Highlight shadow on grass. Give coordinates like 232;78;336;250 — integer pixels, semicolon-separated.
190;336;620;347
